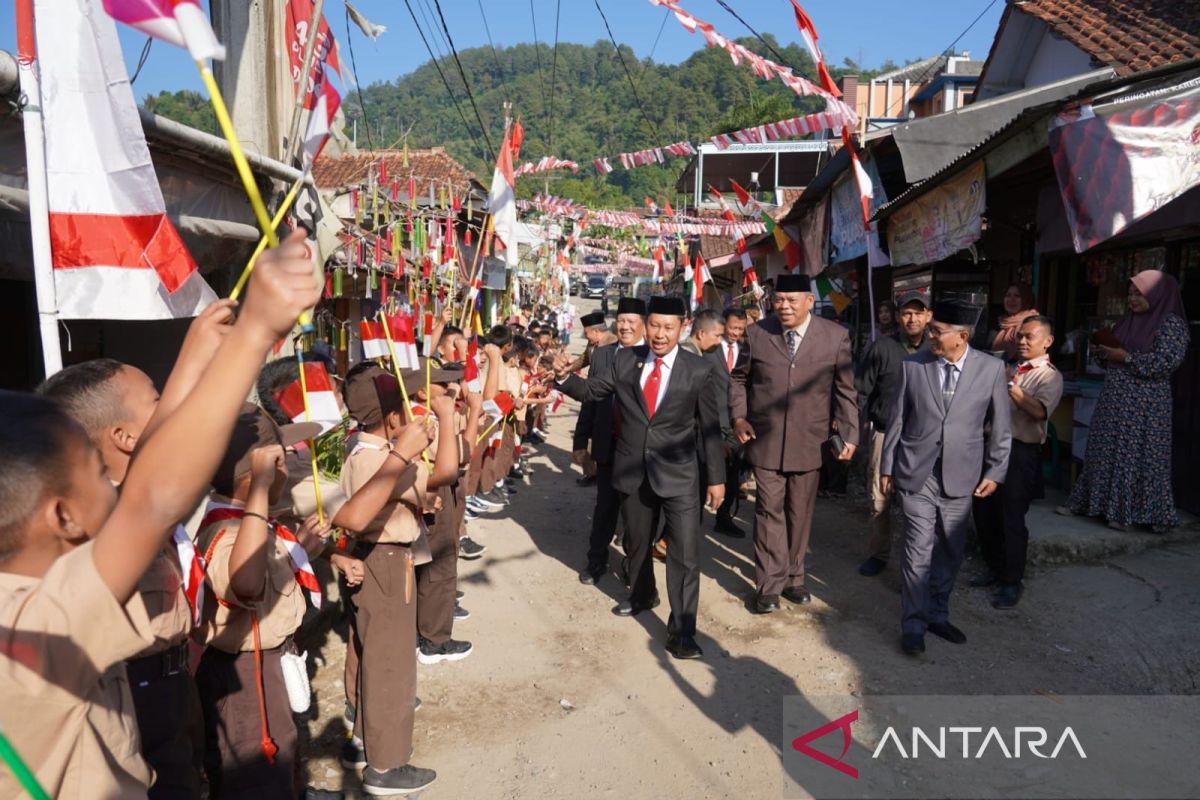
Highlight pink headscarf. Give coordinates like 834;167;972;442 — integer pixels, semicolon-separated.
1114;270;1187;353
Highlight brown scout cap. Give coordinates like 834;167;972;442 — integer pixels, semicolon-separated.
212;403;320;492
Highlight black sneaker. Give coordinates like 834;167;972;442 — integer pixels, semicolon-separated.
456;589;465;600
417;636;473;665
458;536;487;559
454;603;470;620
362;764;437;796
414;696;422;711
341;738;366;769
464;507;480;521
342;701;356;733
483;488;508;506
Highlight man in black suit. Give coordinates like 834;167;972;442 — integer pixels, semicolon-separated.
572;300;645;584
555;296;726;660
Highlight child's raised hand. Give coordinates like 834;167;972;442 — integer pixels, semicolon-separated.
395;415;436;457
248;444;284;488
430;394;456;420
178;298;237;373
240;229;322;344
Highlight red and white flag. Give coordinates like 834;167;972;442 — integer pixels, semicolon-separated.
488;126;519;269
463;336;482;393
302;66;341;164
383;312;420;369
273;361;343;435
842;128;874;229
28;0;214;320
103;0;225;61
173;525;205;626
360;319;389;360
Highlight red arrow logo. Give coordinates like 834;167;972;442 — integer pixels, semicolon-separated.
792;709;859;779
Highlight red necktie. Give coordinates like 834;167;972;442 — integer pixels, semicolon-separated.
726;344;735;372
643;359;663;419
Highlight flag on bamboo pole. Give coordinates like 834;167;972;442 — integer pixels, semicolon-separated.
35;0;214;319
841;128;874;229
488;126;519;269
685;253;709;312
302;66;341;163
274;362;343;434
103;0;225;61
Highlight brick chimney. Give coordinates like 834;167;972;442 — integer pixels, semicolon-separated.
839;75;859;110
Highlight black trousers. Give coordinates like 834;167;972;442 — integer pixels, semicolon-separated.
974;440;1043;584
716;449;740;520
585;459;621;572
619;476;701;638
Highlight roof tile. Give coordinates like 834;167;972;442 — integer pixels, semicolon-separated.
1017;0;1200;76
312;147;481;196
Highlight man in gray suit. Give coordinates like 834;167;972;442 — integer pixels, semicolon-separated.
880;299;1012;655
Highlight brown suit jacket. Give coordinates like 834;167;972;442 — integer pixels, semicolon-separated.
729;314;859;472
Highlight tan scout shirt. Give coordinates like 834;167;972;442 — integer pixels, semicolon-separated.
0;542;155;799
340;432;432;563
273;446;349;526
193;501;307;653
131;548;193;659
1010;355;1064;445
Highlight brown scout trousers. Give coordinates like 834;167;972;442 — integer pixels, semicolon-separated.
195;646;297;800
417;482;461;645
349;542;417;770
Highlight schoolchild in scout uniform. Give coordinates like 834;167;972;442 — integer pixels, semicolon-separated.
0;235;319;799
192;405;324;799
338;365;458;796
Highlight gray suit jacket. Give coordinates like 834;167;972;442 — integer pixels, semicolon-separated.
880;348;1012;497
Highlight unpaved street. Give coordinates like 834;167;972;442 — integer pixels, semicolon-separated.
300;301;1200;799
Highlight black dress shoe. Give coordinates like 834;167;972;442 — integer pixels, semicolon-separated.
613;596;660;617
991;582;1023;610
781;586;812;605
968;569;999;588
578;567;604;585
901;633;925;655
752;594;780;614
858;556;887;577
714;516;746;538
666;634;703;659
575;475;597;487
927;621;967;644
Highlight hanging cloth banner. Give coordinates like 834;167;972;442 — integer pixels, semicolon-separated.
887;160;986;267
1049;83;1200;253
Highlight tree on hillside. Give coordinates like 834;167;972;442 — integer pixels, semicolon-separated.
142;90;217;135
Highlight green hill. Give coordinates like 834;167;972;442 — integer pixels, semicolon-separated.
142;36;867;207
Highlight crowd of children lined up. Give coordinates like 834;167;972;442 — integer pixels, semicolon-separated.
0;232;572;800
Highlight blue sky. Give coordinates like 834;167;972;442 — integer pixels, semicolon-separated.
0;0;1004;99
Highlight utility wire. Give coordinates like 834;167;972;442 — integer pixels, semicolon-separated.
594;0;660;140
343;8;374;149
476;0;505;80
130;37;153;84
713;0;794;69
400;0;492;164
882;0;1000;118
431;0;496;161
549;0;561;150
529;0;550;131
637;8;669;85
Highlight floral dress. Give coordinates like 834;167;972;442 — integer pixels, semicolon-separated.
1068;313;1189;527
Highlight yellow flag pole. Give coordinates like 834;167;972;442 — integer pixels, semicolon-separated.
196;61;313;330
379;311;431;469
229;175;303;301
294;348;326;524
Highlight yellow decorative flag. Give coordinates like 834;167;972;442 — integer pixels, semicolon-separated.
829;290;852;315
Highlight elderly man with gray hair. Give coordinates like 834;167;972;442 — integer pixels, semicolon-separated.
880;299;1011;656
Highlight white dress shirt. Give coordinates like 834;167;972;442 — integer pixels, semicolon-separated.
937;345;970;391
639;346;678;410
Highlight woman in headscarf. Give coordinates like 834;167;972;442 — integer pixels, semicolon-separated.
990;283;1039;360
1058;270;1189;532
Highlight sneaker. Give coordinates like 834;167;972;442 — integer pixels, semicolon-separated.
362;764;437;796
414;696;422;712
341;738;366;769
483;488;509;506
342;701;356;733
533;427;549;439
458;536;486;559
418;636;473;664
456;589;465;600
468;494;502;512
464;507;480;521
454;603;470;620
494;481;516;496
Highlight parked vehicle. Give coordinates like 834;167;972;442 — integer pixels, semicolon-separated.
581;273;608;299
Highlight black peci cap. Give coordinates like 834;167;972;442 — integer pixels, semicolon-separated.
580;311;607;328
931;299;981;328
616;297;647;317
774;273;812;293
647;296;688;318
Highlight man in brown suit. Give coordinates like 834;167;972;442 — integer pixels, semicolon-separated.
729;273;859;614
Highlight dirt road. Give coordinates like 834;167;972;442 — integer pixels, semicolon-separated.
300;299;1200;798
